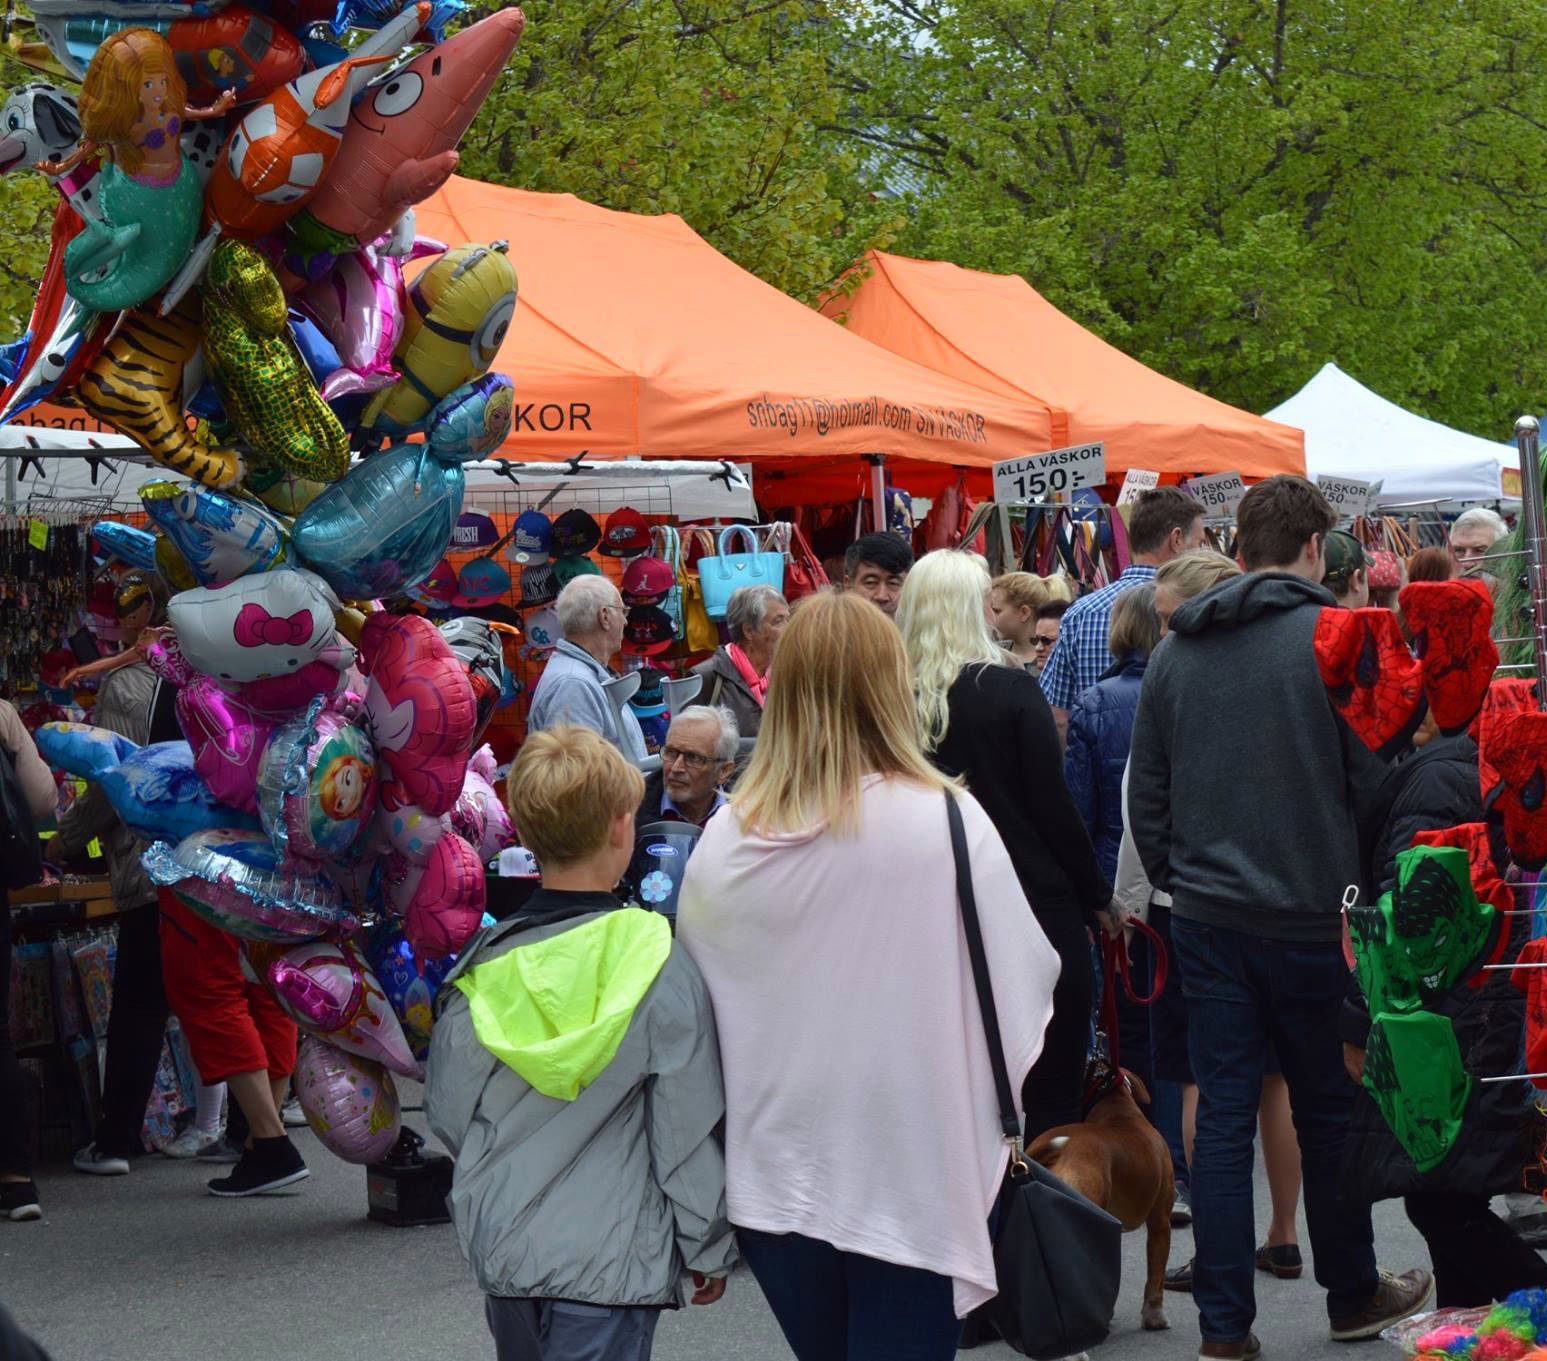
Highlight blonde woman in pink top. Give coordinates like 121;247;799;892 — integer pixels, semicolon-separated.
677;591;1060;1357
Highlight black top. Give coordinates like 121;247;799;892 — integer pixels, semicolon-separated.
517;887;623;927
932;662;1111;920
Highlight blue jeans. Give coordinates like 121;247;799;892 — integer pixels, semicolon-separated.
485;1297;659;1361
738;1228;963;1361
1172;919;1377;1342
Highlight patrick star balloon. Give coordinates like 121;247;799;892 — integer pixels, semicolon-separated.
281;7;525;283
268;939;423;1079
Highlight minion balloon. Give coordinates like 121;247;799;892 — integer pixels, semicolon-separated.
356;240;515;445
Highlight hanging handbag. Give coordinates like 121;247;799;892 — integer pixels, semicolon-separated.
0;741;43;891
651;525;686;638
679;528;720;654
946;792;1122;1360
768;522;829;602
696;524;785;619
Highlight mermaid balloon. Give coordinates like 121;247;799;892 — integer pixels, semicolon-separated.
35;30;235;312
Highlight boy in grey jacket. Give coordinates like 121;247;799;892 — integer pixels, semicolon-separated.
425;725;734;1361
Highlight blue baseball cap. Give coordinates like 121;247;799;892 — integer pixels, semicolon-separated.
505;510;552;565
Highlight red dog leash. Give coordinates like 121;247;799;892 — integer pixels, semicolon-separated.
1099;916;1168;1072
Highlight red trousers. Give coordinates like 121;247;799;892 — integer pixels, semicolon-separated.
157;889;297;1085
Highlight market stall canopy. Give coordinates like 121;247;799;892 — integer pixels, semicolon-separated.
409;179;1055;499
0;407;161;504
1264;363;1508;508
3;406;759;520
821;251;1306;481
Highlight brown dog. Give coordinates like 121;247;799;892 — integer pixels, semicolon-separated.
1027;1062;1174;1332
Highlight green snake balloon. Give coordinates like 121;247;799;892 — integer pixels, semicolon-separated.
202;238;349;483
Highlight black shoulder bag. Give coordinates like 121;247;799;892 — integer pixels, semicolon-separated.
946;791;1122;1359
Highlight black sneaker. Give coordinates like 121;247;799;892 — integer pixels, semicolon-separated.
0;1181;41;1221
207;1136;309;1198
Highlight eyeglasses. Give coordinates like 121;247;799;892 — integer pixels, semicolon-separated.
662;745;720;770
1032;637;1056;650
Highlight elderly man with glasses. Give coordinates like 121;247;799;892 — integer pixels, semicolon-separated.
638;705;740;829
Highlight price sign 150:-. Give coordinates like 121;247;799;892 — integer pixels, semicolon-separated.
992;442;1107;504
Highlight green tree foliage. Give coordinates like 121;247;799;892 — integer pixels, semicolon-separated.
830;0;1547;436
457;0;902;301
0;49;62;344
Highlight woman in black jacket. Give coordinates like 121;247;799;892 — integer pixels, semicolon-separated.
1342;718;1546;1305
899;549;1111;1137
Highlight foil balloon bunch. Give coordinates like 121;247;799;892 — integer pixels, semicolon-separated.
0;0;523;520
36;533;515;1168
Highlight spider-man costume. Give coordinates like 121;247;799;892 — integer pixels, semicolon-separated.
1400;579;1498;733
1473;678;1537;805
1511;936;1547;1090
1314;607;1426;757
1490;711;1547;871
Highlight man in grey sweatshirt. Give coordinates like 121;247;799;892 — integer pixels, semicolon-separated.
1129;476;1432;1361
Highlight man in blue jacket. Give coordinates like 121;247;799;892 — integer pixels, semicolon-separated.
1129;476;1432;1361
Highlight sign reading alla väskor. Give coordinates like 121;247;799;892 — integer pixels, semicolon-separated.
992;443;1107;503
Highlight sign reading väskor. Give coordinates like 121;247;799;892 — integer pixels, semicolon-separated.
1316;475;1383;518
1183;470;1247;517
992;442;1106;504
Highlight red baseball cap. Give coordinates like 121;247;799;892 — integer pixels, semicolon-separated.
621;555;674;606
599;507;650;558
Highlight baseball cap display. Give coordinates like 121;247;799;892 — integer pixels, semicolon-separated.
622;604;675;657
600;507;650;558
419;559;462;603
621;555;674;606
456;557;513;607
550;508;602;558
505;510;553;565
551;554;603;588
452;511;499;552
522;607;563;657
519;561;559;608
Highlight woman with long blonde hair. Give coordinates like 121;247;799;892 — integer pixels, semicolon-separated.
898;549;1109;1140
677;591;1058;1356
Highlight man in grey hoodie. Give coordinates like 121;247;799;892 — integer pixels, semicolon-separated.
1129;476;1433;1361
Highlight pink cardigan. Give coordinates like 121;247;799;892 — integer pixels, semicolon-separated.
677;776;1059;1317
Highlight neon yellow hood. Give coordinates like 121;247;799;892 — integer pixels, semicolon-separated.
454;908;672;1101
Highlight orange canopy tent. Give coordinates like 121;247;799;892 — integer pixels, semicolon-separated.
821;251;1306;481
408;179;1056;502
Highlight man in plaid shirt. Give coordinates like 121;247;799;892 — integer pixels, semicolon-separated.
1040;487;1207;739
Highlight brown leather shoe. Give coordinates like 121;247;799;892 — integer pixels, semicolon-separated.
1199;1333;1262;1361
1329;1268;1435;1342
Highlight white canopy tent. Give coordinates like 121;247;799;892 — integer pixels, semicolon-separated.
1264;362;1511;508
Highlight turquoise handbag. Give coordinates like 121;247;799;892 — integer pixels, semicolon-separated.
696;525;786;619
